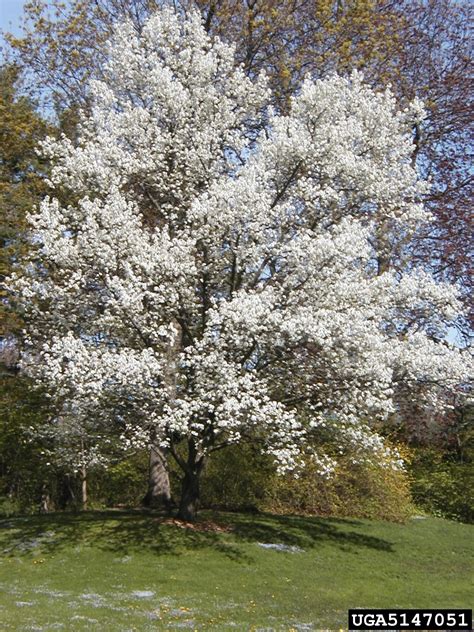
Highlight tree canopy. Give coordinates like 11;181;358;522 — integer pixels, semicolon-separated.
13;8;469;520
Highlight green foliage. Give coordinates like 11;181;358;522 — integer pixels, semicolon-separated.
0;64;51;335
200;444;275;512
200;444;413;522
89;454;149;508
0;65;56;515
0;496;23;517
265;458;413;523
409;449;474;523
0;373;53;513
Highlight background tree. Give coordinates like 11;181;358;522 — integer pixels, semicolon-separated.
0;64;50;337
393;0;473;330
0;66;55;511
14;9;468;521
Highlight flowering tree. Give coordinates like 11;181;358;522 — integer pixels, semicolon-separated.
33;401;119;509
15;8;468;520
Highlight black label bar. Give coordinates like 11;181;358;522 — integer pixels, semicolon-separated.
348;609;472;630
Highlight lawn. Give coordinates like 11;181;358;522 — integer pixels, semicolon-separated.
0;510;471;630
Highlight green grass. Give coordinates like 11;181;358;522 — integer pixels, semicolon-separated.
0;510;472;630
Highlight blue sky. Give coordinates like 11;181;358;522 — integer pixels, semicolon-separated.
0;0;26;35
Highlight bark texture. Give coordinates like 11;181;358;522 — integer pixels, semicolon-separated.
177;468;201;522
143;446;173;509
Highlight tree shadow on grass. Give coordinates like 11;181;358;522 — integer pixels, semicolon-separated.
0;510;246;562
227;511;394;553
0;509;393;563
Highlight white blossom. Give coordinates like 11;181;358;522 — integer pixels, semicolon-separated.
13;8;471;475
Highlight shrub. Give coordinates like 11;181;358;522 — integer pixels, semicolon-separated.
263;457;413;523
89;454;149;508
0;496;23;517
200;443;414;522
200;444;274;512
409;449;473;523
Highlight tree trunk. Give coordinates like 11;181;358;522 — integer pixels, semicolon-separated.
142;320;180;510
143;446;173;510
39;483;51;513
177;467;201;522
58;473;76;509
81;465;88;510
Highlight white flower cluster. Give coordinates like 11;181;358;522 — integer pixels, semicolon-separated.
15;8;470;472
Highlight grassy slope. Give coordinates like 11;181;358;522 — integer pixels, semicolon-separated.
0;511;471;631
